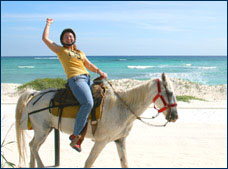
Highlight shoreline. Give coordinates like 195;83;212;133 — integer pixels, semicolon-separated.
1;77;227;103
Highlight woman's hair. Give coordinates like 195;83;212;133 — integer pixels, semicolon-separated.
72;44;81;53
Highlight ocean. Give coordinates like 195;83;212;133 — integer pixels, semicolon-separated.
1;56;227;85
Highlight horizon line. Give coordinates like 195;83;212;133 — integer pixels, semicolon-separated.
2;55;227;57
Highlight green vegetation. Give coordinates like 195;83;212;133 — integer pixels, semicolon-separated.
176;95;206;103
184;84;190;89
1;124;16;168
18;78;67;91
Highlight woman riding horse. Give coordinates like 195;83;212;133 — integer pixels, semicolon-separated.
42;18;108;152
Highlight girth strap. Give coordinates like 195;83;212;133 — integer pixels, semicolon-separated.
57;89;67;131
32;90;57;106
28;103;78;116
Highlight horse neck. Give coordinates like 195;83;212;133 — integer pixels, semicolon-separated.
118;79;158;118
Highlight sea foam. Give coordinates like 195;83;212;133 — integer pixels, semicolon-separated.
34;57;57;60
128;66;154;69
18;66;35;69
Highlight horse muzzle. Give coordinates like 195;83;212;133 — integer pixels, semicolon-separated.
166;112;178;122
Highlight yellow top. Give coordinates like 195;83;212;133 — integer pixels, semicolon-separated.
56;47;89;79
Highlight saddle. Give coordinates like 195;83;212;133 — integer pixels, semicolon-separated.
50;76;106;135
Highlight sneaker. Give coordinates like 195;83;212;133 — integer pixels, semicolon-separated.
71;143;81;152
69;134;82;152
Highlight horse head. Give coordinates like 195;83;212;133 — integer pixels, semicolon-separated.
153;73;178;122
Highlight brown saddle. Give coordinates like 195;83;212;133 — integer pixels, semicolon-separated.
50;76;106;135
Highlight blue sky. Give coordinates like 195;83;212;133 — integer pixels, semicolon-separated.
1;1;227;56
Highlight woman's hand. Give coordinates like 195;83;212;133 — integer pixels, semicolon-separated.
46;18;53;25
97;69;108;79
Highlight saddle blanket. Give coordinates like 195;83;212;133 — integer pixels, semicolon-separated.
27;104;103;130
50;102;103;119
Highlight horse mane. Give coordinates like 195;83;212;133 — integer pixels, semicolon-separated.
119;80;153;106
104;80;155;111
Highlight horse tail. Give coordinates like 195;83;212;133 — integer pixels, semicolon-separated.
15;90;34;166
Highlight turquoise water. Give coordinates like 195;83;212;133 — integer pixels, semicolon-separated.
1;56;227;85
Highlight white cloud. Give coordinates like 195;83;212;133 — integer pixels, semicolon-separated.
0;11;193;33
9;26;41;31
2;7;224;33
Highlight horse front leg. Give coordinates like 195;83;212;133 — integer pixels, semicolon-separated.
115;137;129;168
84;140;107;168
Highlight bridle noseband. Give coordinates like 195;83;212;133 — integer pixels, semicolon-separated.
152;79;177;117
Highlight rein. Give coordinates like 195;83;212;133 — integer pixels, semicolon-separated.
106;79;170;127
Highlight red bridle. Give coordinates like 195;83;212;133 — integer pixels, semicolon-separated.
106;78;177;127
153;79;177;113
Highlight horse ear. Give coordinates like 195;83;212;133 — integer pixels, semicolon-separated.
162;73;174;92
162;73;169;88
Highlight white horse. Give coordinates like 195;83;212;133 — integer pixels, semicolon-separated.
15;73;178;168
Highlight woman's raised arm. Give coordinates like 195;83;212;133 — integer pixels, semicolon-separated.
42;18;61;53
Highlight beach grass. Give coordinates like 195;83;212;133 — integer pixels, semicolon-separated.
18;78;67;91
176;95;206;102
1;123;16;168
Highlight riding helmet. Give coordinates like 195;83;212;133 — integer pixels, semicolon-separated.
60;28;76;46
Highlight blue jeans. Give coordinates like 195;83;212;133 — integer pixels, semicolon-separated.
67;74;94;136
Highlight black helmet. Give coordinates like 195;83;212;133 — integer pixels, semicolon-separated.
60;28;76;46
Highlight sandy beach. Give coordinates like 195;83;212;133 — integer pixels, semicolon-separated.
1;80;227;168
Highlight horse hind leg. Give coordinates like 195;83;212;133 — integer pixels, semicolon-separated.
30;128;53;168
115;137;129;168
29;138;35;168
